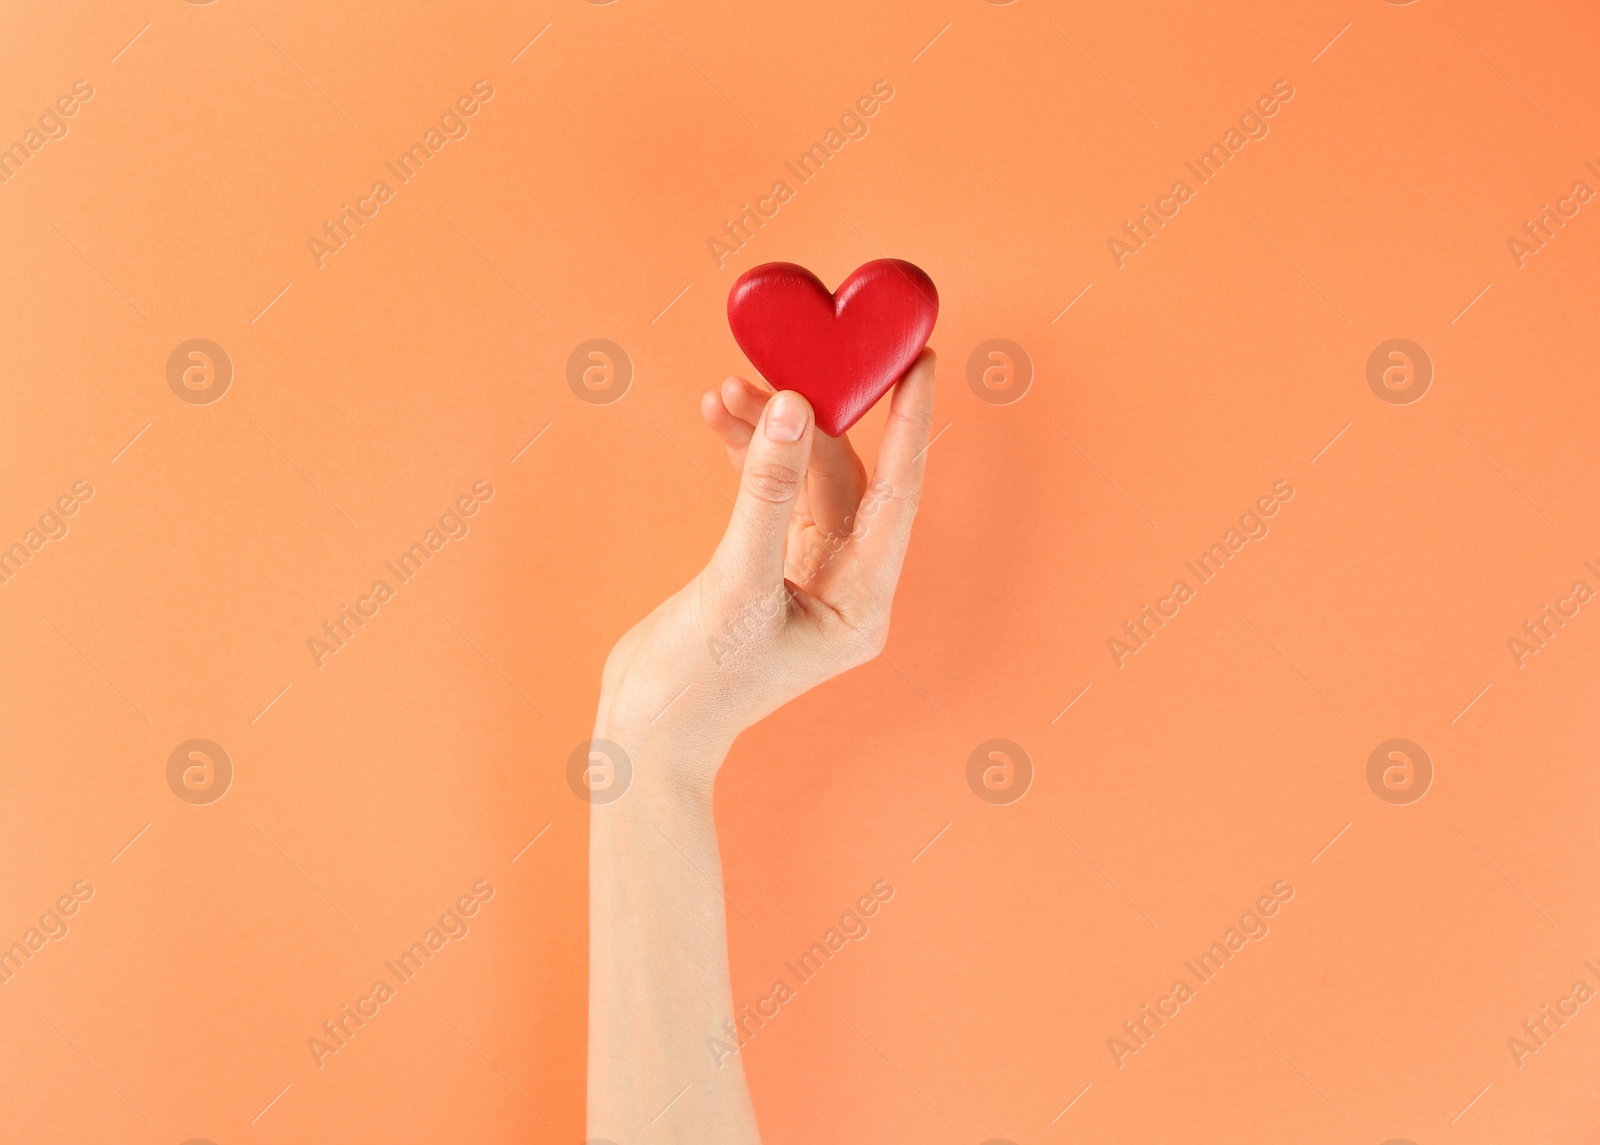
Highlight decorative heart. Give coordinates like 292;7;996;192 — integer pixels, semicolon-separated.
726;259;939;437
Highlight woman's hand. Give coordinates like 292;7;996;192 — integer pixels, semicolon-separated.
588;352;935;1144
594;348;937;778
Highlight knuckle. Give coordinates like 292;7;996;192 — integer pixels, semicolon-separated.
745;460;803;504
889;404;936;438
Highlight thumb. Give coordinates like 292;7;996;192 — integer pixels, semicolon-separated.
707;389;813;597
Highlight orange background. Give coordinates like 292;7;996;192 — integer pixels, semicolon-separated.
3;1;1599;1141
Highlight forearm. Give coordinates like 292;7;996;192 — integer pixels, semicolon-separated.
587;734;760;1143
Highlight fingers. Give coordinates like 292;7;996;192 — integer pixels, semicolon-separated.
706;390;815;599
701;376;767;470
804;427;868;543
700;387;754;456
838;349;937;609
720;375;769;424
704;375;866;539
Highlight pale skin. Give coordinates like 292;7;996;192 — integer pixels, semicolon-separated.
588;349;937;1142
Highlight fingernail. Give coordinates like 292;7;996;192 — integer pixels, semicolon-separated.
765;392;808;442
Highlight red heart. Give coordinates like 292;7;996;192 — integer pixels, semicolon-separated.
726;259;939;437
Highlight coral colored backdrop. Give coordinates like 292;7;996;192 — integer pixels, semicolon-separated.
3;1;1599;1142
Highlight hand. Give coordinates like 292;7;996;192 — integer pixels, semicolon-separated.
593;349;937;778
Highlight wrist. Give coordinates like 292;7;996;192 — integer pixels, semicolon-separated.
586;717;729;814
